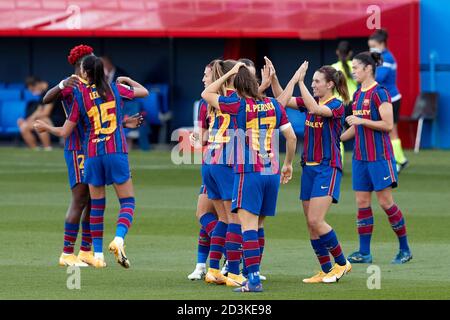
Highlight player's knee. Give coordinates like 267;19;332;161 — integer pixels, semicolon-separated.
356;197;371;208
307;215;322;231
378;199;394;211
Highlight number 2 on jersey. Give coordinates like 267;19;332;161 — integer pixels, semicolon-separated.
87;101;117;135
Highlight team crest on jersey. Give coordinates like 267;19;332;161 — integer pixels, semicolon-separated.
363;99;370;107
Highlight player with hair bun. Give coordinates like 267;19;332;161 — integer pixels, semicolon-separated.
341;51;412;265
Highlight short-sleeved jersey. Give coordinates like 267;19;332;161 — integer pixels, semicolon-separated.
68;82;134;158
376;50;401;102
201;90;238;165
295;96;345;170
352;82;394;162
218;95;291;174
61;76;86;151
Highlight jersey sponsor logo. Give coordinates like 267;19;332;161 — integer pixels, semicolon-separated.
353;110;371;116
92;136;111;143
363;99;370;107
305;120;324;128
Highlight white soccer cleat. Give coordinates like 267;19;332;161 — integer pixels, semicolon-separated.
188;264;206;280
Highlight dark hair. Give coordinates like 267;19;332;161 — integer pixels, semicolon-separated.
25;76;42;88
317;66;350;105
336;41;352;79
369;29;388;45
238;58;255;68
81;55;111;101
234;65;264;100
353;51;383;77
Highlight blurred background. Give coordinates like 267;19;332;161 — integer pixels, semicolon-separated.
0;0;447;151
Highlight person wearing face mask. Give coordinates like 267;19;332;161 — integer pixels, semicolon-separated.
368;29;408;173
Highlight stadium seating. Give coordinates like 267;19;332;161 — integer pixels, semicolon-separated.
0;101;26;134
0;89;21;101
140;92;161;125
22;89;41;103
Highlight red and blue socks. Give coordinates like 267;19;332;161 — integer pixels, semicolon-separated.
197;212;217;265
242;230;261;285
80;221;92;252
310;239;332;273
63;222;79;254
209;221;228;269
225;223;243;275
90;198;106;254
258;227;265;262
197;227;210;264
116;197;135;239
384;204;409;251
357;207;374;255
320;229;346;266
199;212;218;237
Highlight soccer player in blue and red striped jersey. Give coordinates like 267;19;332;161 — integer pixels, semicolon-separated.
199;60;248;287
341;51;412;264
202;62;297;292
35;55;148;268
188;60;219;280
41;46;143;268
276;61;352;283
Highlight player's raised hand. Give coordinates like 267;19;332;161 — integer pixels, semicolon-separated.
123;113;144;129
229;62;246;75
264;56;276;77
280;164;293;184
294;61;309;83
63;75;80;89
33;119;49;133
260;65;272;91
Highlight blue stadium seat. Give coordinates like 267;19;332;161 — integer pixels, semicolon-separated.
0;89;22;101
23;89;41;102
286;108;305;137
140;92;161;125
7;83;26;90
0;83;6;88
147;83;169;114
0;101;26;134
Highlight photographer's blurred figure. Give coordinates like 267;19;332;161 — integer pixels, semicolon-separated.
17;77;54;151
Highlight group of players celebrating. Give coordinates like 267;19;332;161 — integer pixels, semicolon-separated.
188;48;412;293
33;30;412;293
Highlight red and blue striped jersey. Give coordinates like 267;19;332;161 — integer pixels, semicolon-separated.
352;82;394;162
60;77;85;151
218;95;290;174
202;90;238;165
296;96;345;170
68;82;134;158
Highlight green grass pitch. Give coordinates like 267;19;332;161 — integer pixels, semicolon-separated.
0;147;449;300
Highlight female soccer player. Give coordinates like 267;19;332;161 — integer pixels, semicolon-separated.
35;55;148;268
198;59;249;287
368;29;408;173
341;51;412;264
202;62;297;292
187;59;219;280
41;45;143;267
276;62;352;283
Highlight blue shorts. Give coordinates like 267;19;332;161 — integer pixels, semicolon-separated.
202;164;234;200
84;153;131;187
232;172;280;217
64;150;85;189
300;164;342;204
352;159;398;192
199;184;207;195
